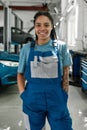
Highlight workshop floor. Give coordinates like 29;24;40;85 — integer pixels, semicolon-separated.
0;84;87;130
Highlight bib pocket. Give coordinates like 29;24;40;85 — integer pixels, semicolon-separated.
30;55;58;78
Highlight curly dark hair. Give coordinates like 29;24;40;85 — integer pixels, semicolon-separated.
33;11;57;40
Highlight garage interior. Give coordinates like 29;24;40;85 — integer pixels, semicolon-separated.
0;0;87;130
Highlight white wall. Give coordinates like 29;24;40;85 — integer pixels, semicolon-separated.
57;0;87;51
13;11;36;32
0;11;4;26
0;9;36;32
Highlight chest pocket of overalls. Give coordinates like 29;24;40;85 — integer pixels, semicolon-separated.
30;54;58;78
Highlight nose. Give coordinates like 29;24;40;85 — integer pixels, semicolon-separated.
40;25;45;30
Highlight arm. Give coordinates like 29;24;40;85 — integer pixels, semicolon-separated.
17;44;29;94
60;41;72;92
17;73;26;94
62;66;69;93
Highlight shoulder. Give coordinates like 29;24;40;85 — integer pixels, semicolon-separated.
22;42;31;50
19;42;31;58
55;40;66;46
54;40;67;50
20;42;31;53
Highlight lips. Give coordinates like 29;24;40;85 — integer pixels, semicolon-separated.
38;31;47;36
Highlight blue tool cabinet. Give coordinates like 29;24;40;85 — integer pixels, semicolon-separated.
81;58;87;91
70;50;87;86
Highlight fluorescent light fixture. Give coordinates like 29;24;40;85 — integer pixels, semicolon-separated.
56;22;59;26
54;7;58;14
67;5;73;13
59;17;64;21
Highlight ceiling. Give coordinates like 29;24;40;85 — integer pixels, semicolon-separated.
0;0;61;14
0;0;60;5
0;0;61;31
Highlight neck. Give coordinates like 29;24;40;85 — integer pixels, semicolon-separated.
37;38;51;45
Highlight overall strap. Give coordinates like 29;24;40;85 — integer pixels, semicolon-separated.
29;41;35;60
24;41;35;81
52;40;62;78
30;40;36;48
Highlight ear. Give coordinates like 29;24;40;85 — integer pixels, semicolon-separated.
51;25;54;31
51;24;54;29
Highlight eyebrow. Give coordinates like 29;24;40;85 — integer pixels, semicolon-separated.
35;22;51;25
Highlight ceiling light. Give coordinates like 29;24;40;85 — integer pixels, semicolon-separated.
54;7;58;14
59;17;64;22
67;5;73;13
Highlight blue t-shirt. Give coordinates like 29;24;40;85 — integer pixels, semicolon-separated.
18;39;72;76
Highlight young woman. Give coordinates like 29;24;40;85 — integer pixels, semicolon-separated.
17;11;73;130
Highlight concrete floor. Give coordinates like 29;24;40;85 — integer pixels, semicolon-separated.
0;84;87;130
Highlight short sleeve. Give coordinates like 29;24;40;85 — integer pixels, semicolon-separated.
58;40;72;75
62;43;72;67
17;43;30;73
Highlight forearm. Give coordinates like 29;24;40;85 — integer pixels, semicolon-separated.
62;66;69;92
17;73;25;94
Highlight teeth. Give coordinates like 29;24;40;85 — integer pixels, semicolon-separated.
39;31;46;34
40;33;46;34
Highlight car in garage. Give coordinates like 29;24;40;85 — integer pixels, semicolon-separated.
0;26;34;44
0;27;34;88
0;51;19;87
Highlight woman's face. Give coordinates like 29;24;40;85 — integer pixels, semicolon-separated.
34;15;53;43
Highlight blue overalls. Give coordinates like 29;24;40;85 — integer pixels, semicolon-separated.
20;41;73;130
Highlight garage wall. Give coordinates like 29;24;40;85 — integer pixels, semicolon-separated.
0;9;36;32
13;11;36;32
0;11;4;26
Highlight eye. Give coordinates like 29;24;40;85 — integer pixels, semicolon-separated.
45;24;49;27
35;24;41;27
45;24;51;27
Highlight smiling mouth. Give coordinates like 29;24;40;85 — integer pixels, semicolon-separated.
39;32;47;36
